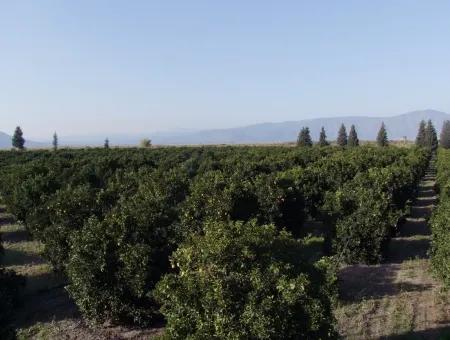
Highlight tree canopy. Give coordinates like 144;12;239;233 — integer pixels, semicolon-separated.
425;119;438;151
318;127;329;147
415;120;426;147
440;120;450;149
348;125;359;147
12;126;25;150
376;122;388;147
297;127;313;147
52;132;58;151
336;124;347;147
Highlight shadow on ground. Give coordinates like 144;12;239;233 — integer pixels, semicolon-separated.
1;229;29;243
24;270;66;295
1;248;45;266
398;218;431;237
13;287;80;330
381;325;450;340
0;208;80;331
339;264;433;303
0;214;17;226
387;238;431;264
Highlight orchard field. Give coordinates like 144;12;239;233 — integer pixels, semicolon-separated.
1;145;450;338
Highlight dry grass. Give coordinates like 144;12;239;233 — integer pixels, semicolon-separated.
336;259;450;339
335;170;450;339
16;319;164;340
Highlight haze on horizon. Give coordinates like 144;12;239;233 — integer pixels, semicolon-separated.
2;1;450;140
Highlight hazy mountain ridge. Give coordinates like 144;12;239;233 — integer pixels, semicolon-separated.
150;109;450;145
1;110;449;148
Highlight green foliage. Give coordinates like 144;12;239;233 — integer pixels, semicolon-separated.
430;149;450;287
40;184;98;270
430;199;450;287
425;119;438;151
181;168;306;236
0;145;430;330
323;148;428;263
347;125;359;147
376;122;389;147
52;132;58;151
155;220;338;339
327;172;398;263
416;120;426;147
416;119;438;150
440;120;450;149
66;169;189;325
318;127;329;147
297;127;313;147
12;126;25;150
336;124;347;147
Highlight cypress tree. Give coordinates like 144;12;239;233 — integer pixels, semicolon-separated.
297;127;313;147
348;125;359;147
318;127;329;147
440;120;450;149
376;122;389;147
12;126;25;150
425;119;438;150
415;120;426;147
52;132;58;151
336;124;347;147
104;138;110;149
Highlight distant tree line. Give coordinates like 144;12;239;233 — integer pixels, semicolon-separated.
9;127;117;150
415;119;438;150
8;119;450;151
297;122;388;147
297;119;450;149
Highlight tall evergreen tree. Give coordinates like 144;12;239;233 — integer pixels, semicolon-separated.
52;132;58;151
348;125;359;147
318;127;329;146
376;122;389;147
297;127;313;147
336;124;347;146
425;119;438;150
12;126;25;150
104;138;110;149
440;120;450;149
415;120;426;147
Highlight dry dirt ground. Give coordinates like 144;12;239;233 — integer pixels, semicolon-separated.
335;165;450;339
0;209;163;340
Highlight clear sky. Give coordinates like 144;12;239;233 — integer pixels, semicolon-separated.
2;1;450;139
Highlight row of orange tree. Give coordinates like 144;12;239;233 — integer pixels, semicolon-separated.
0;145;429;338
430;148;450;288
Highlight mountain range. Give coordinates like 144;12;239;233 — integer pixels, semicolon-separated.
1;109;449;148
148;109;450;145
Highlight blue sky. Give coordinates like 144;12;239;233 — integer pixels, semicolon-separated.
1;1;450;139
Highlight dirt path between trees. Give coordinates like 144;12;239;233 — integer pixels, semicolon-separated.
335;162;450;339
